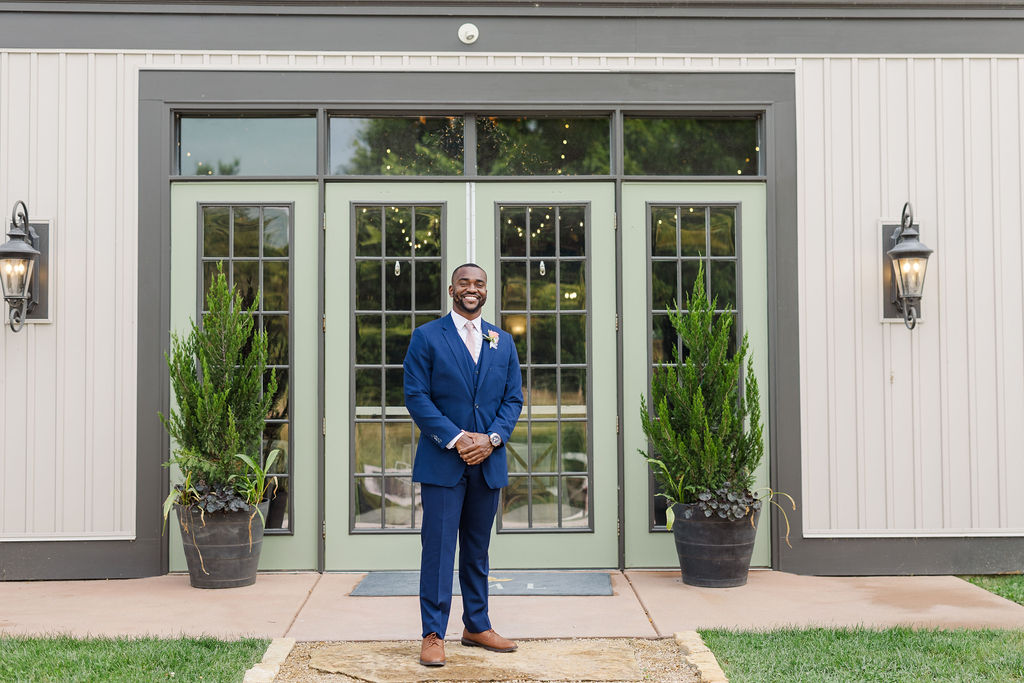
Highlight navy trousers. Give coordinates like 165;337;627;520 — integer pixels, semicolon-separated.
419;462;500;638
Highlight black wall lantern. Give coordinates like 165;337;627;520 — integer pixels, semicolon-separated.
0;201;41;332
886;202;933;330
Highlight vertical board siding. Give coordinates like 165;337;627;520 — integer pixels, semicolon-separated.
1;49;1022;538
799;56;1024;536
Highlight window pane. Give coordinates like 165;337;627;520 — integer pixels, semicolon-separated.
500;206;527;257
355;314;382;364
560;315;586;364
415;261;442;311
531;476;559;528
354;478;383;528
559;206;586;257
710;260;737;310
263;262;289;311
385;422;415;471
624;117;760;176
356;206;383;257
561;424;587;471
559;262;585;311
651;206;677;257
355;368;382;416
266;475;290;530
385;260;412;311
233;207;260;258
652;313;675;364
502;314;528;365
679;206;706;257
385;368;405;410
529;206;556;257
530;423;558;473
265;369;288;420
330;116;464;176
500;262;527;310
560;369;587;418
264;314;289;366
202;206;230;258
233;261;259;310
179;116;316;176
710;207;737;256
385;315;412;365
563;475;589;527
383;481;419;529
355;423;382;472
531;368;558;419
502;477;530;528
477;117;610;176
262;207;289;258
530;315;556;365
414;206;442;257
530;261;556;310
356;261;382;311
506;424;529;473
385;206;413;257
651;261;677;311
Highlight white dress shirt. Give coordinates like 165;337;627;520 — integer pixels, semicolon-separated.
446;310;484;449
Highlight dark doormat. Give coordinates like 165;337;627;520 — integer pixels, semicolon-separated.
350;571;613;596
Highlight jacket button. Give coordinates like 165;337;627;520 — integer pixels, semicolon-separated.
474;403;479;409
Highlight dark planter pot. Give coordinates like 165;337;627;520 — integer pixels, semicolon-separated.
175;501;269;589
671;503;760;588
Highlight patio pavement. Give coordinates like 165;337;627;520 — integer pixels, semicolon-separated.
1;570;1022;640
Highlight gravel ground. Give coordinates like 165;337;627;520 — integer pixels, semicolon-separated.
275;638;700;683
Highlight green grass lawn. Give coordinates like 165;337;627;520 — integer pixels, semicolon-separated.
0;635;268;683
962;574;1024;606
700;627;1024;683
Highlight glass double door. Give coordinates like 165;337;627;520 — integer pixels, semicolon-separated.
324;182;618;570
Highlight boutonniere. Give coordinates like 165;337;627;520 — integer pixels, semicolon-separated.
482;331;499;349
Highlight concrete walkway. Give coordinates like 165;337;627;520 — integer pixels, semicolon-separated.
1;570;1022;640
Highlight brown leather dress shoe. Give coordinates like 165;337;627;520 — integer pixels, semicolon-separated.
420;632;445;666
460;628;518;652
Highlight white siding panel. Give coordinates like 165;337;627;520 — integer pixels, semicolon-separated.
2;48;1022;539
800;56;1024;536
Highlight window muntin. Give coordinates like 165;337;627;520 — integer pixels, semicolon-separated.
352;204;444;531
200;204;293;532
477;117;611;176
179;116;316;176
648;203;740;529
498;204;592;531
624;117;760;176
330;117;464;176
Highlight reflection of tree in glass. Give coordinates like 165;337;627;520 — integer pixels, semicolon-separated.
339;118;463;175
624;119;758;176
193;157;241;176
478;118;610;176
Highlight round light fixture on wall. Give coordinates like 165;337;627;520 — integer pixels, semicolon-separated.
458;23;479;45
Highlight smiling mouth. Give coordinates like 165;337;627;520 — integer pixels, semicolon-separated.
462;295;480;306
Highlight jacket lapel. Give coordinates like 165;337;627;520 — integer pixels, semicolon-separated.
474;320;496;391
440;314;475;392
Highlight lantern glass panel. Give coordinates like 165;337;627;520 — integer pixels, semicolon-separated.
0;258;33;298
892;256;928;299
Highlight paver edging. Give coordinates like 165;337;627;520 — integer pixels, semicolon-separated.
243;636;296;683
674;631;728;683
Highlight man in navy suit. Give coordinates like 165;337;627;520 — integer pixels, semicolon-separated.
404;263;523;667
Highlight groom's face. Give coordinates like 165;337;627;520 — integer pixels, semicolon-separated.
449;266;488;318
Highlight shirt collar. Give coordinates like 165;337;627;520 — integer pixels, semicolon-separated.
450;309;481;330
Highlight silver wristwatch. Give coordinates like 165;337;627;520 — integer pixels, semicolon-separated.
489;432;502;447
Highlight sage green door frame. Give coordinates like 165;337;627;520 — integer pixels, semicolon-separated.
324;181;618;570
169;182;321;572
621;182;771;569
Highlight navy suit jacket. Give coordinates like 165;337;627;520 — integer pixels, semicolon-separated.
404;313;523;490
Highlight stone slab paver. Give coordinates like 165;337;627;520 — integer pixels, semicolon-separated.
308;640;643;682
628;570;1024;633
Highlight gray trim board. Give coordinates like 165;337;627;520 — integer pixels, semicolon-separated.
3;9;1024;52
129;68;1023;577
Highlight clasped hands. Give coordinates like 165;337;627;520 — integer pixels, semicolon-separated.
456;432;494;465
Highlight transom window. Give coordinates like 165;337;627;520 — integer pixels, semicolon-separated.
200;204;292;532
498;204;591;530
352;204;444;530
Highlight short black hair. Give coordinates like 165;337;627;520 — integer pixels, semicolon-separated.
451;263;487;284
